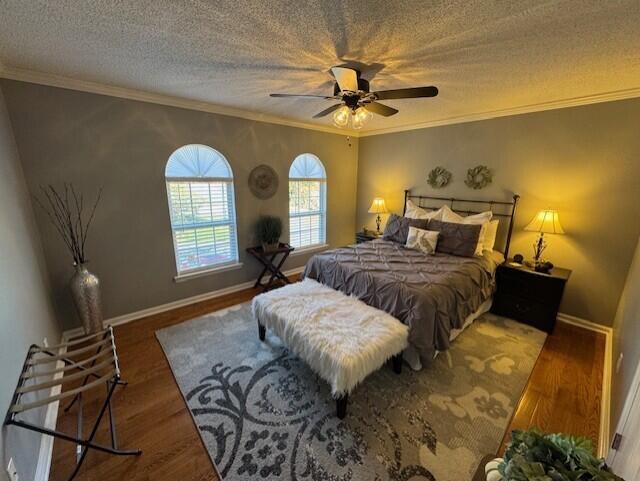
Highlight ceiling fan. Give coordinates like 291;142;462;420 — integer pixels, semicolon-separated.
270;66;438;129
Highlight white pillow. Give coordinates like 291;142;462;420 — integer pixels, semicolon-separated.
483;219;500;252
440;205;493;255
405;199;444;221
405;226;439;255
441;205;493;224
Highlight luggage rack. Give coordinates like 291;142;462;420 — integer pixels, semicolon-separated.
4;326;141;481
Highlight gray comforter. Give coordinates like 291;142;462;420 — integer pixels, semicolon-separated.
303;239;501;356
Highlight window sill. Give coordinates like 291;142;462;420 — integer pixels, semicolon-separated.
290;243;329;257
173;262;243;283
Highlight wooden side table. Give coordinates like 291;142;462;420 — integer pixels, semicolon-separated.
356;231;382;243
246;243;295;291
491;261;571;333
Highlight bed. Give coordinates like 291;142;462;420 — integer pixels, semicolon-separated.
303;190;519;365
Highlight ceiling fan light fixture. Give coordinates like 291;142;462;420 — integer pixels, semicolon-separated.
350;107;372;130
332;106;350;127
271;65;438;127
352;107;372;129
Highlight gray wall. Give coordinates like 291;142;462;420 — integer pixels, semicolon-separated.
1;80;359;330
357;98;640;326
610;237;640;442
0;86;60;481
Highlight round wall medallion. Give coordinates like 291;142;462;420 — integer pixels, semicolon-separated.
427;166;452;188
465;165;493;189
248;164;279;199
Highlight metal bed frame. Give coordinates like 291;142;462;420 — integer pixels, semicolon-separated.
4;326;141;481
402;190;520;258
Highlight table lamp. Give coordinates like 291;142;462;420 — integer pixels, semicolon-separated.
524;209;565;270
368;197;388;234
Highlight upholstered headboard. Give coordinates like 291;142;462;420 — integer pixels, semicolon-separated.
402;190;520;258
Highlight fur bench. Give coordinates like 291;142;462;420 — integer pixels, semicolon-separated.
251;278;408;418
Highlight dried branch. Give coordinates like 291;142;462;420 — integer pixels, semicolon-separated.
33;184;102;265
81;187;102;258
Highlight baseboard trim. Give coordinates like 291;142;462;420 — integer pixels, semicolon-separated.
63;266;306;339
34;342;68;481
557;313;612;458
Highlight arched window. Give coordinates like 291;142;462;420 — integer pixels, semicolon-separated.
289;153;327;249
165;144;239;275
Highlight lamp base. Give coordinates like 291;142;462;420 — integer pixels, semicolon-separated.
534;260;554;274
375;214;382;234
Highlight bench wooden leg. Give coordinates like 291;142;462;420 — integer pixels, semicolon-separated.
336;394;348;419
392;353;402;374
258;324;266;341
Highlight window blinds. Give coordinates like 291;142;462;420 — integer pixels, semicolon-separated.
166;180;238;273
289;180;326;248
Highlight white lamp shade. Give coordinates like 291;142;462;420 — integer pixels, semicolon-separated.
368;197;388;214
524;209;565;234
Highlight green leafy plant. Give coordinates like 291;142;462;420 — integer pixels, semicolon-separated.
499;430;623;481
255;215;282;250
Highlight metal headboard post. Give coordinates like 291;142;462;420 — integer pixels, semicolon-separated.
402;189;520;259
504;194;520;259
403;189;409;216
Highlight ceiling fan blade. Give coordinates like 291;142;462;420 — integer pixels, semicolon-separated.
270;93;338;99
331;66;359;92
313;104;344;118
374;86;438;100
365;102;399;117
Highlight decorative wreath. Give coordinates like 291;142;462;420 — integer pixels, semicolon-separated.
248;164;279;199
465;165;493;190
427;166;452;189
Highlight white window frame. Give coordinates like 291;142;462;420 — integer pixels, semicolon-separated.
288;154;327;249
165;146;240;280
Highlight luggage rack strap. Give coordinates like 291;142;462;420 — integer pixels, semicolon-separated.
10;371;117;414
21;350;114;379
28;337;113;365
17;358;116;394
32;327;111;351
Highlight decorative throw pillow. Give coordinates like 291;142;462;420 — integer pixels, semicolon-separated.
441;205;493;254
404;200;444;221
383;214;429;244
405;226;439;255
483;219;500;252
427;219;482;257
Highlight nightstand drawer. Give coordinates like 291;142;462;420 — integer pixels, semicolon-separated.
492;292;556;333
496;268;565;304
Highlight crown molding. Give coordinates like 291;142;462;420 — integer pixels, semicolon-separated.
359;87;640;137
0;66;358;137
2;65;639;138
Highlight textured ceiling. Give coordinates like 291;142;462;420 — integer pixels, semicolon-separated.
1;0;639;133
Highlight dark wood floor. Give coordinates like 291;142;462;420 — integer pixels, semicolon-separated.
50;279;604;480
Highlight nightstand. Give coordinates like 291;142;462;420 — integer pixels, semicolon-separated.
491;262;571;333
355;231;382;243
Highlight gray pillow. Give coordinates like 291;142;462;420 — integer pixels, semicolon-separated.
383;214;429;244
427;219;482;257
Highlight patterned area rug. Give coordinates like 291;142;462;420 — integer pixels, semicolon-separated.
156;302;545;481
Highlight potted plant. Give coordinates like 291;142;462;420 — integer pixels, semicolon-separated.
255;215;282;252
485;429;623;481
